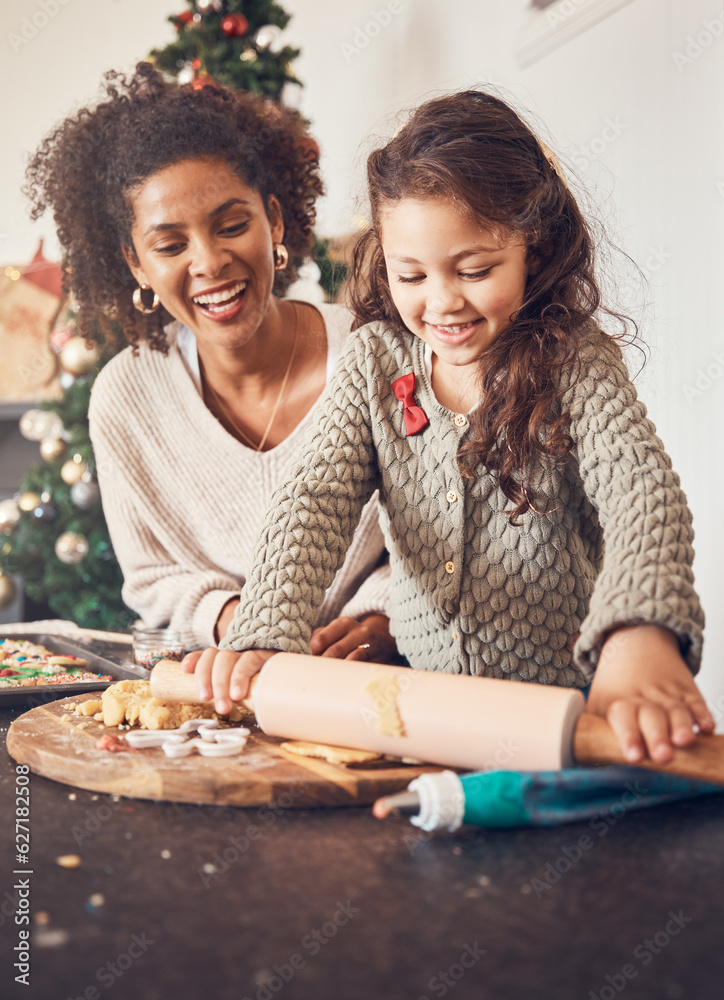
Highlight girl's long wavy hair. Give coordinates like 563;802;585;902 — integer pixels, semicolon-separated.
349;90;636;522
24;62;323;352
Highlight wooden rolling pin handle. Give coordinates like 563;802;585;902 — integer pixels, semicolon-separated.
573;713;724;785
149;660;257;713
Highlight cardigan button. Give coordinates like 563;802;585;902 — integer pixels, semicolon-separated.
445;561;455;575
446;490;458;503
453;414;467;428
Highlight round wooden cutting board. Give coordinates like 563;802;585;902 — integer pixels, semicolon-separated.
6;693;441;808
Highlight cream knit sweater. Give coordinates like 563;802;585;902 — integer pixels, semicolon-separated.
89;304;390;649
221;320;704;687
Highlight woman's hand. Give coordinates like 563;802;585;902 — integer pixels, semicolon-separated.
586;624;715;764
213;598;240;644
310;614;398;663
182;647;276;715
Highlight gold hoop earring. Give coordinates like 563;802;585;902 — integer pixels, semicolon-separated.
273;244;289;272
133;284;160;314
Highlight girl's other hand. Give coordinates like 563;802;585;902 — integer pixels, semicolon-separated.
182;647;276;715
310;614;398;663
586;624;715;764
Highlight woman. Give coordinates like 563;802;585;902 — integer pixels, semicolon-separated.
25;63;394;657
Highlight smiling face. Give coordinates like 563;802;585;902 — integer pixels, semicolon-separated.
379;196;531;372
123;156;284;350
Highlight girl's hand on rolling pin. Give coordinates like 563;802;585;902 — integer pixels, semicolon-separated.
586;624;715;764
182;647;276;715
309;614;398;663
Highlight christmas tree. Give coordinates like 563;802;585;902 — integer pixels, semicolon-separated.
151;0;300;99
0;0;346;628
0;304;132;630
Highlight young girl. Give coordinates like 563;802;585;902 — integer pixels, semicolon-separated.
185;90;714;766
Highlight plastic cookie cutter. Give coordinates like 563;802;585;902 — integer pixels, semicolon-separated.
124;718;219;749
124;719;250;757
162;727;251;758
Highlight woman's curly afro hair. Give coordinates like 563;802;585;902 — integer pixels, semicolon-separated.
24;62;324;352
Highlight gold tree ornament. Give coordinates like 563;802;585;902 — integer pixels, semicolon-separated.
17;492;41;512
0;498;21;533
59;336;101;376
0;569;17;609
54;531;89;565
19;409;63;442
60;459;87;485
39;437;67;463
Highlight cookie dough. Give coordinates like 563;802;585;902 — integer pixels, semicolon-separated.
80;679;247;730
76;699;103;716
364;674;406;738
280;740;384;766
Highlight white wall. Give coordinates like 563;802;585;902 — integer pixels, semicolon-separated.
2;0;722;714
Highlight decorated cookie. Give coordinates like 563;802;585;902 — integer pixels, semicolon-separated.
0;638;108;689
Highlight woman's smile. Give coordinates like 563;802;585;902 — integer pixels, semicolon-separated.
191;278;248;322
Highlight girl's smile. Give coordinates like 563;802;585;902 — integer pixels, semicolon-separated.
425;317;485;345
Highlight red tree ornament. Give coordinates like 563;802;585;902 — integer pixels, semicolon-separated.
174;10;194;29
221;13;249;38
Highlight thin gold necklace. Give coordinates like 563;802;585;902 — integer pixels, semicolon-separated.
201;306;299;452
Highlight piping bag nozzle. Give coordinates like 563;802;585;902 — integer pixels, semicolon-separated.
373;771;465;831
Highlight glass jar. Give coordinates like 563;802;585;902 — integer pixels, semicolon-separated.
132;626;185;671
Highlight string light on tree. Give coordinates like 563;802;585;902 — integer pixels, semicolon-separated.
197;0;222;11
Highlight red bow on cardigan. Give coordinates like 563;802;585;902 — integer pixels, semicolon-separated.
391;373;429;436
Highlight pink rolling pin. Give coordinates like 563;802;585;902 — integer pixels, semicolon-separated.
149;654;724;782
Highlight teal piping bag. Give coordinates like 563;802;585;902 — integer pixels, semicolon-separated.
372;768;724;831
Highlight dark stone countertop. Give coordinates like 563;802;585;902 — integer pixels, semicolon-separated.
2;704;723;1000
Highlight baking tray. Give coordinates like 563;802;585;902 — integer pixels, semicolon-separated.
0;632;147;707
